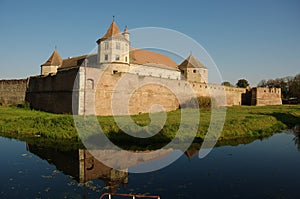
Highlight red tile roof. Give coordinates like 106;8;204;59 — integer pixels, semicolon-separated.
178;54;207;69
61;55;88;68
41;50;62;67
130;48;178;70
97;21;121;43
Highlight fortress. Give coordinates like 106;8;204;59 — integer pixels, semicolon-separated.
0;20;282;115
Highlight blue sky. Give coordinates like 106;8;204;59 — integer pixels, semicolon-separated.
0;0;299;86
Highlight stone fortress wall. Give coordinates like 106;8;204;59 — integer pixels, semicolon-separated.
21;66;248;116
0;79;28;106
25;68;79;113
0;68;281;116
251;87;282;106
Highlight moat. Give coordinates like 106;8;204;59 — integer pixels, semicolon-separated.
0;131;300;199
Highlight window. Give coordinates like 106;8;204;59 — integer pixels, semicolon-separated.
113;70;118;74
104;54;108;61
193;69;197;73
116;42;120;49
181;70;184;74
87;79;94;89
104;42;109;50
125;56;128;62
115;55;120;61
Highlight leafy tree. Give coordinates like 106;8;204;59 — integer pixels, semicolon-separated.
221;81;233;87
236;79;249;88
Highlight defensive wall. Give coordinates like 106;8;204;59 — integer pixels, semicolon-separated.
0;79;28;106
25;66;246;116
1;67;281;115
91;70;246;116
25;67;79;113
251;87;282;106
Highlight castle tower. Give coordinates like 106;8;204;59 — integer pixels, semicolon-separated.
178;54;208;83
40;50;62;76
96;20;130;65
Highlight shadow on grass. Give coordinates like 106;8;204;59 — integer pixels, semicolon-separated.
264;112;300;128
84;130;173;151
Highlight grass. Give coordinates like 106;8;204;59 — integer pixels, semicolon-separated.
0;105;299;150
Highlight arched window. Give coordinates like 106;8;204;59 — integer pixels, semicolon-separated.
87;79;94;89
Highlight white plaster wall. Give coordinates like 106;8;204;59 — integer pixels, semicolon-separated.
77;67;86;115
98;37;129;64
129;64;181;80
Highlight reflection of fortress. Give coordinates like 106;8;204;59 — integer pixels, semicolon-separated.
25;144;180;193
0;19;281;113
26;144;128;193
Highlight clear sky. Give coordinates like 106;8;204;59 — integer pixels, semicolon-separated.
0;0;299;86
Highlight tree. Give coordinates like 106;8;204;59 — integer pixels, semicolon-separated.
221;81;233;87
257;79;267;87
290;73;300;102
236;79;249;88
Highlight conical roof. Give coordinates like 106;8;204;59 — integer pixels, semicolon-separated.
178;54;207;69
41;50;63;67
97;21;121;43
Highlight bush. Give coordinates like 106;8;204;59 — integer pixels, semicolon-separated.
181;96;211;109
16;101;31;109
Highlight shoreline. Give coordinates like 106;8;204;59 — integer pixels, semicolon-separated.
0;105;299;150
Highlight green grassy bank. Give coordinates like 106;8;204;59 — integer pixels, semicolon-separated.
0;105;299;148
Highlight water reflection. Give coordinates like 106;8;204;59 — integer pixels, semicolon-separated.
26;143;206;193
1;131;300;198
26;144;129;193
24;134;280;193
293;125;300;151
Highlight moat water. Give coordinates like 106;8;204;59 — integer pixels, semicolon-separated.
0;131;300;199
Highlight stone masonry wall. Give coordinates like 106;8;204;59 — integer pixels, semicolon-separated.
251;87;282;105
0;79;28;105
82;66;245;116
25;66;248;116
25;68;79;113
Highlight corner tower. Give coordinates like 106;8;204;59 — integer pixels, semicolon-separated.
178;54;208;83
41;50;62;76
96;20;130;65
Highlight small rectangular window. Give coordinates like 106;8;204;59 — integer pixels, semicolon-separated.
115;55;120;61
193;69;197;73
104;42;109;50
104;54;108;61
116;42;120;50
